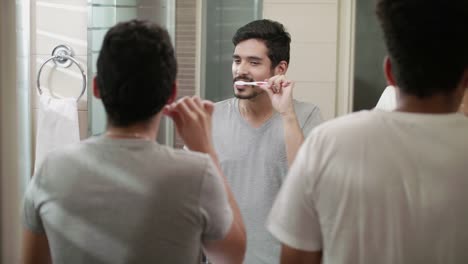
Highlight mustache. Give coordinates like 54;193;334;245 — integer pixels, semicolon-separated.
233;76;255;83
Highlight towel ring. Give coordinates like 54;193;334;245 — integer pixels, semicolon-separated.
36;45;87;102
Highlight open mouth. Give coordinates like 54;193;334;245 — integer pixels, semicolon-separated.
235;85;247;92
233;79;254;90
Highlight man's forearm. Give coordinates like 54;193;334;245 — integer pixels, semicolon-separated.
282;111;305;167
281;244;322;264
22;229;52;264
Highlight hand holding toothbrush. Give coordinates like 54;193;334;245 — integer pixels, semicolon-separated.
261;75;295;116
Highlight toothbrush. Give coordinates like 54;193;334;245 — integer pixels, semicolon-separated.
234;81;269;87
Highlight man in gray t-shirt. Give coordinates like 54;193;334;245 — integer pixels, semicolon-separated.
211;20;323;263
22;20;246;264
24;136;231;263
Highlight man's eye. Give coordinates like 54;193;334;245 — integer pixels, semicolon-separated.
234;59;241;64
250;61;260;65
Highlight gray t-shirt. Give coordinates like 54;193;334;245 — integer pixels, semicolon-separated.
23;136;232;264
212;98;323;264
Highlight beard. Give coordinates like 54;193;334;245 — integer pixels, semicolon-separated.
234;90;262;100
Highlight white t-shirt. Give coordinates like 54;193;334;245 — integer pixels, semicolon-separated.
267;110;468;264
376;85;397;111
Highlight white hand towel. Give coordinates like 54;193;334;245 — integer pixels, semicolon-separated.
34;94;80;174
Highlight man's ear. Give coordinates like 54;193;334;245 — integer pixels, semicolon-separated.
384;56;397;86
274;60;288;75
167;81;178;104
93;77;101;99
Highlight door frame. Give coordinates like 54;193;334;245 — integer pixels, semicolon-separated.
335;0;356;116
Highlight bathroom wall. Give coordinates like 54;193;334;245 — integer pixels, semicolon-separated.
176;0;197;99
1;0;20;261
263;0;340;119
173;0;197;147
1;0;29;262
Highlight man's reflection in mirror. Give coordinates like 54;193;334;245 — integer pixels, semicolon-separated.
209;19;323;263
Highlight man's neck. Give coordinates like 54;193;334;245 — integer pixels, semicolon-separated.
106;114;161;141
238;93;274;127
396;92;461;114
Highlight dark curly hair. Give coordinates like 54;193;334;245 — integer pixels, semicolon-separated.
96;20;177;126
232;19;291;68
376;0;468;98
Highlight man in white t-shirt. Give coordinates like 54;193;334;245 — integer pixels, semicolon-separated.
267;0;468;263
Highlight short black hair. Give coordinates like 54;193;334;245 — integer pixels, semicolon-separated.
232;19;291;68
96;20;177;126
376;0;468;98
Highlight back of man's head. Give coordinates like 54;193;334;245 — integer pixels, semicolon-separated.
376;0;468;98
97;20;177;127
232;19;291;68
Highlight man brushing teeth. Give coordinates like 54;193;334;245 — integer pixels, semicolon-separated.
208;19;324;264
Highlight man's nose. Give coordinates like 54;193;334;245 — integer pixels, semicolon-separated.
236;62;249;76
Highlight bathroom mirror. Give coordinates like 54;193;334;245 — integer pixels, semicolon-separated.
87;0;386;142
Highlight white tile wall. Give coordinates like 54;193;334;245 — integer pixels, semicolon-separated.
35;31;87;57
289;43;337;82
38;0;87;5
294;81;336;121
35;2;87;55
263;2;337;43
263;0;339;119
